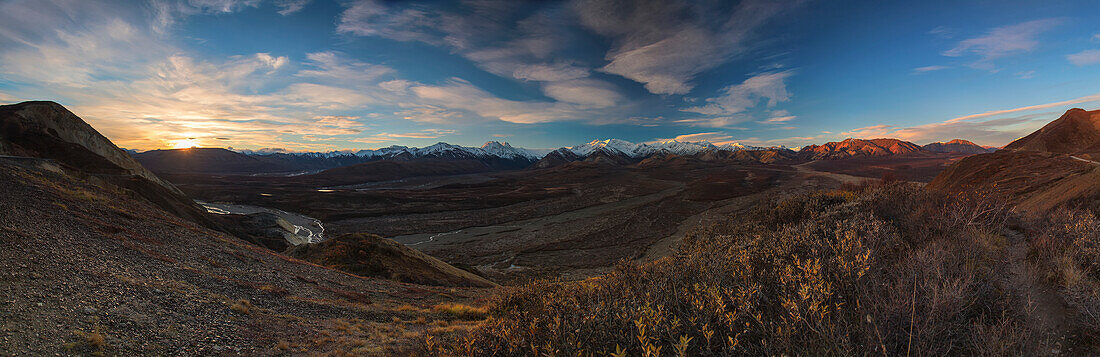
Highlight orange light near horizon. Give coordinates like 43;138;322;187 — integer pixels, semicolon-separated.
170;138;201;149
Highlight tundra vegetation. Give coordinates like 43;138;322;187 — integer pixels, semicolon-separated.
424;183;1099;356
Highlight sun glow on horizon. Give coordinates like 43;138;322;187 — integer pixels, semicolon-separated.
169;138;200;149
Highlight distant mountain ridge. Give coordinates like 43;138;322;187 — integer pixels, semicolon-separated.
922;139;997;154
134;141;541;175
567;139;769;158
131;133;1003;176
799;138;924;160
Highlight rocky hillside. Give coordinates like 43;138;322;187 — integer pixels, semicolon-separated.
0;158;489;355
922;139;997;154
0;101;498;354
0;101;211;225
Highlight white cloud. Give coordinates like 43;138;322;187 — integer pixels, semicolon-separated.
835;96;1100;147
297;51;394;84
512;63;589;82
541;79;622;108
672;116;751;128
379;79;414;94
1067;49;1100;66
762;115;796;124
929;26;953;39
945;92;1100;123
409;80;569;124
0;1;417;151
652;132;734;145
682;71;794;117
575;0;796;94
336;0;445;44
913;65;950;73
149;0;264;33
942;18;1060;70
275;0;311;15
255;53;289;70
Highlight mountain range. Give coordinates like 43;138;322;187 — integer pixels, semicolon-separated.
133;136;995;177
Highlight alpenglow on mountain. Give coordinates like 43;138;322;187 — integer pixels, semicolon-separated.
232;139;773;160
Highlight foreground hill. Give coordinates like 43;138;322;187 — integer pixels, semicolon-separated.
0;101;212;226
1005;108;1100;160
0;158;489;355
930;108;1100;211
434;184;1100;355
288;233;495;288
799;138;924;159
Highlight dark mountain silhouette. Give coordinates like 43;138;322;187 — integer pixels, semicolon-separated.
134;142;538;176
135;148;292;174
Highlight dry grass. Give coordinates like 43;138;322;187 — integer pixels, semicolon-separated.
66;327;108;356
432;303;487;320
422;183;1100;355
229;299;252;315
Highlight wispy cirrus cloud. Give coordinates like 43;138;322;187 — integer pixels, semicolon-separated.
836;93;1100;146
1067;49;1100;66
651;132;735;145
942;18;1061;71
913;65;950;73
335;0;637;125
575;0;798;95
680;70;794;128
274;0;311;15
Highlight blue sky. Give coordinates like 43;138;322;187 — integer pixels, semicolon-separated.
1;0;1099;151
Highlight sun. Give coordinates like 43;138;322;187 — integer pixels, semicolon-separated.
170;138;201;149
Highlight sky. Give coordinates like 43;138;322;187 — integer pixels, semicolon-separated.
1;0;1100;151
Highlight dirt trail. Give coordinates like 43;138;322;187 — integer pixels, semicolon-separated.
1001;228;1071;353
1070;156;1099;165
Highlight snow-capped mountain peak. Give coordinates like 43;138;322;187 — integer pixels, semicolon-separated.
480;141;538;160
567;139;764;158
569;139;641;156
